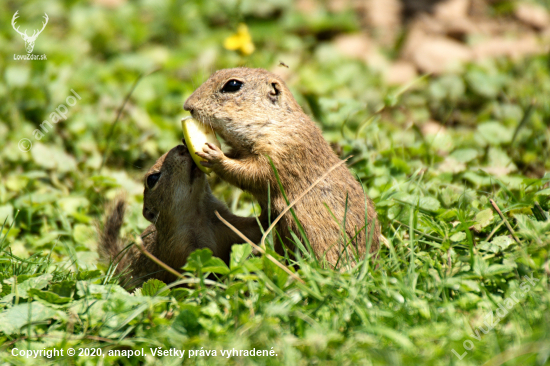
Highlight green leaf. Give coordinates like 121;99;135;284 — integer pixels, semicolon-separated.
0;282;9;297
463;172;494;187
202;257;230;275
478;241;499;253
485;264;515;276
73;224;96;247
473;209;494;231
170;288;189;302
450;232;466;242
76;282;126;297
0;205;14;224
478;122;513;145
429;74;465;101
12;274;53;298
225;282;245;296
50;281;75;298
5;65;30;87
243;257;263;272
369;326;415;350
30;144;77;172
395;194;441;212
0;302;65;335
173;306;201;336
473;256;488;277
460;280;481;292
76;270;102;281
449;148;479;163
466;69;506;99
409;299;431;319
141;279;169;296
391;157;411;174
230;244;253;270
58;197;90;216
183;248;213;271
28;289;72;304
491;235;515;251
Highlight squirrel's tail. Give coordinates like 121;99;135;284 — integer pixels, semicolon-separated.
98;197;128;271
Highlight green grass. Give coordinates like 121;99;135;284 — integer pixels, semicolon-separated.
1;0;550;365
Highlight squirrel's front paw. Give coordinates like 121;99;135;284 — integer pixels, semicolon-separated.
195;142;225;168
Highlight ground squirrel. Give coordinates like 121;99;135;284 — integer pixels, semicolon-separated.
184;67;380;267
99;143;263;287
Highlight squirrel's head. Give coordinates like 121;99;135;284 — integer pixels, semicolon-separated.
183;67;301;149
142;142;207;224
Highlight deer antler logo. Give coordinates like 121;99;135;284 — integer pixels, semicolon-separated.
11;11;49;54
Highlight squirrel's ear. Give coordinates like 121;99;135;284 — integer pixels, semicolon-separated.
268;80;282;103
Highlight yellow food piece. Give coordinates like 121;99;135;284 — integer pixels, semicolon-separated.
181;116;221;175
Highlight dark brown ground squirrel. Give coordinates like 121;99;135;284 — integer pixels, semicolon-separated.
99;143;263;288
183;67;380;267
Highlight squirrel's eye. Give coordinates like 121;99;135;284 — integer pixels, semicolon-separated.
146;173;161;189
221;80;243;93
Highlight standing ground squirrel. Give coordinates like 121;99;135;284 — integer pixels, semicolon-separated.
99;143;263;287
184;67;380;267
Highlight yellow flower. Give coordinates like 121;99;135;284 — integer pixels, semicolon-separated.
224;23;255;55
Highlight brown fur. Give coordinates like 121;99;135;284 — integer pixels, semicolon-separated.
99;143;263;288
184;67;380;268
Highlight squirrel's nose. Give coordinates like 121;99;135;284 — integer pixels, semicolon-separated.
183;96;195;113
